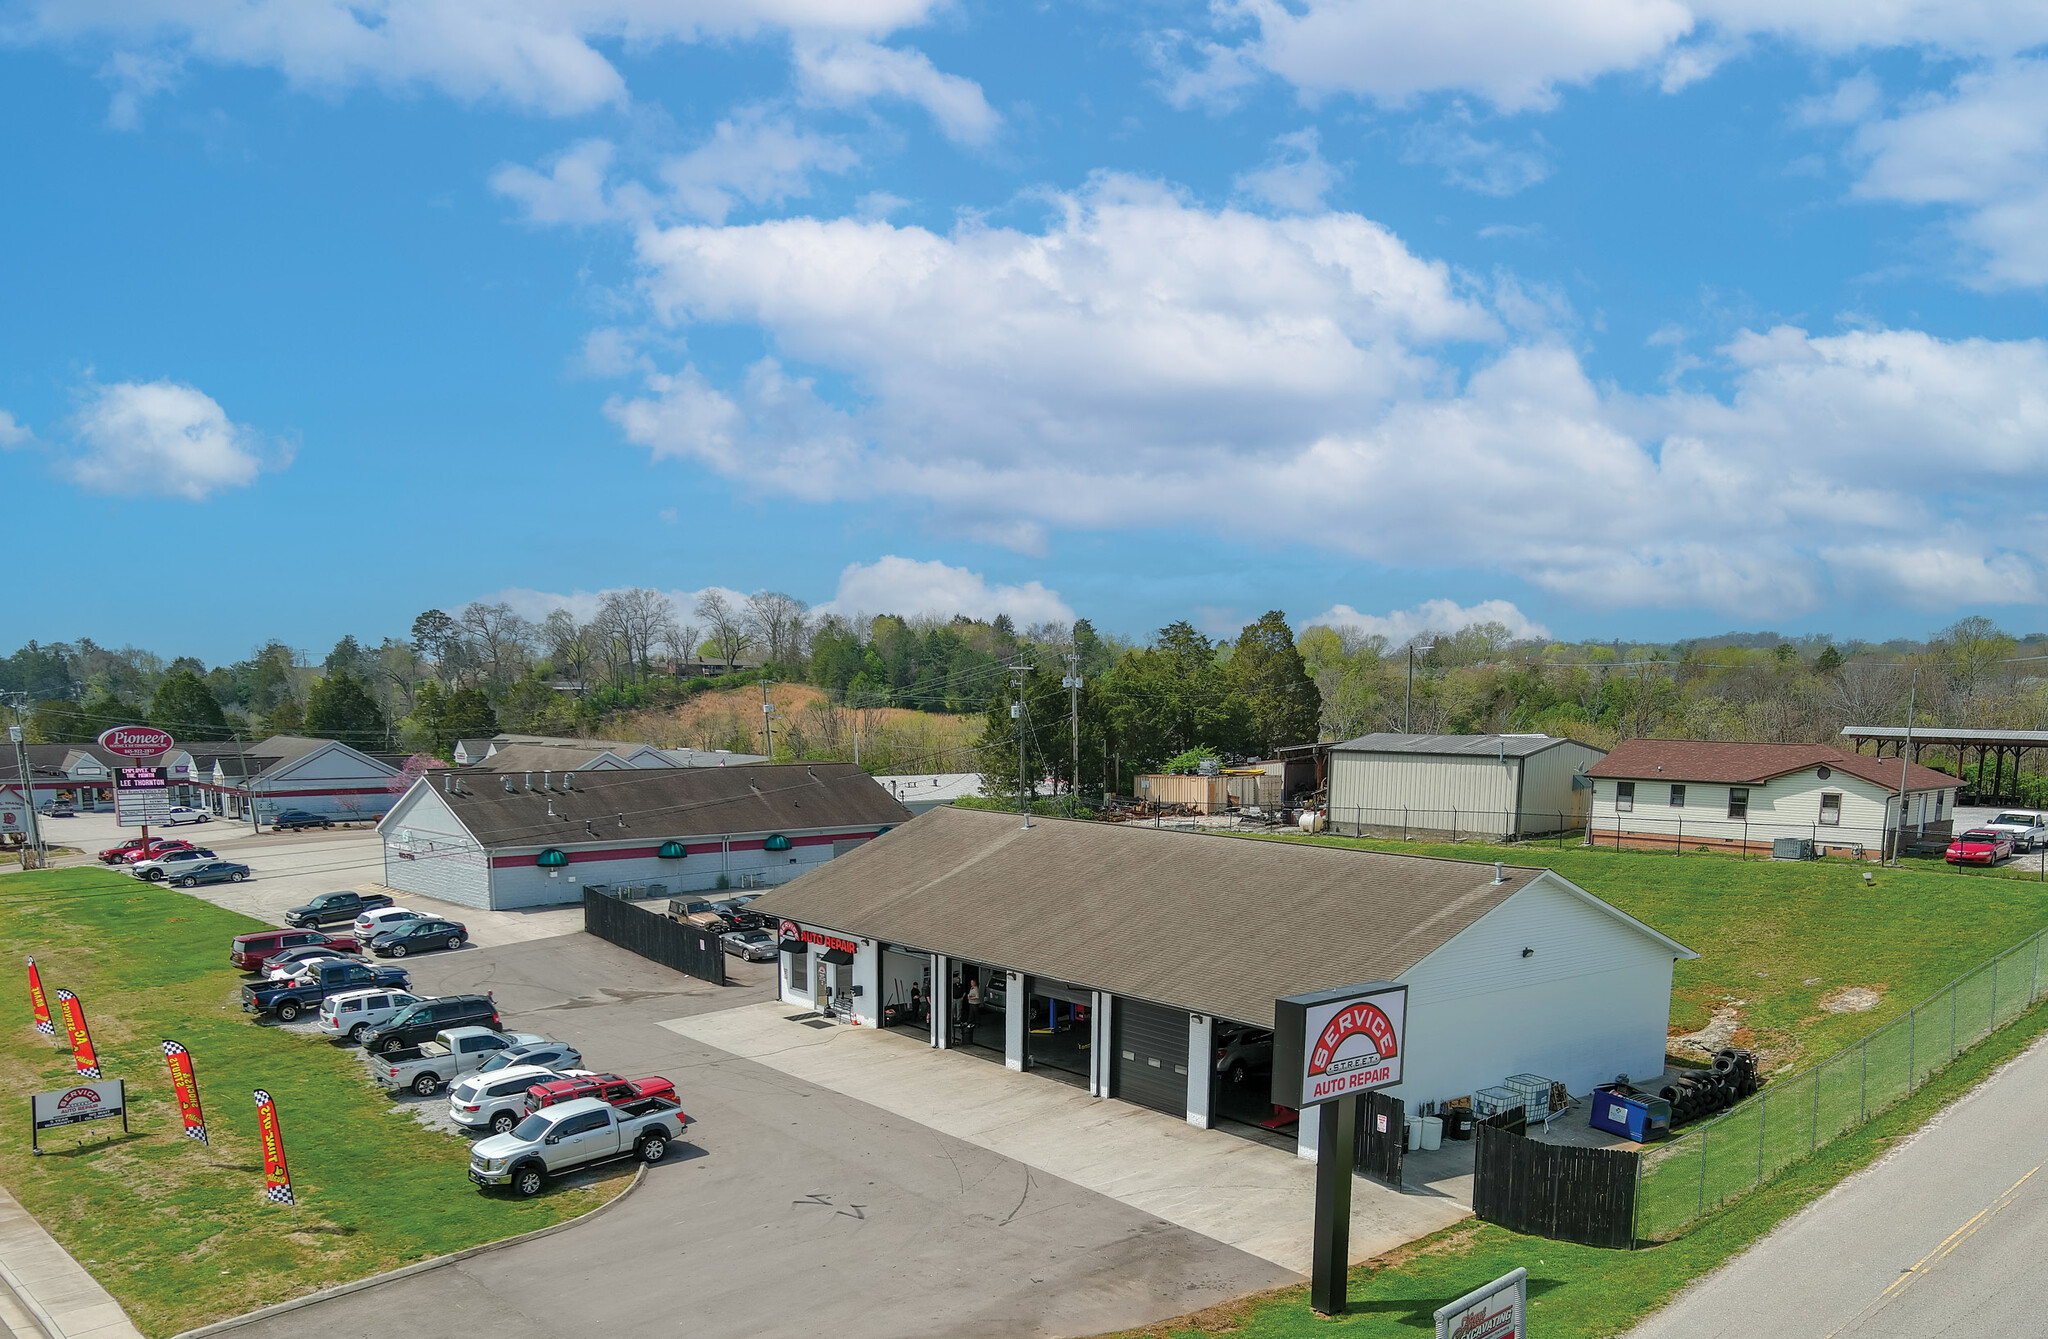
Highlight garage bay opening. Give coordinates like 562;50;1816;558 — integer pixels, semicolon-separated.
1026;977;1091;1088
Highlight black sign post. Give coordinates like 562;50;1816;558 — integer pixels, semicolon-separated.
1274;981;1409;1318
1309;1092;1360;1315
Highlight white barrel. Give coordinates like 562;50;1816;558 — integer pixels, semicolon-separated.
1421;1116;1443;1151
1298;810;1325;833
1406;1118;1424;1151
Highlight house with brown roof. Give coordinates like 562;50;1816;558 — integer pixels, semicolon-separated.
1585;739;1960;859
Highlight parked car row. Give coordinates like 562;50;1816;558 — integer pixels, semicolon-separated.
666;892;768;934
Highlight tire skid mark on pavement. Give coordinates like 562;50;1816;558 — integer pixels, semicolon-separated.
1824;1163;2039;1338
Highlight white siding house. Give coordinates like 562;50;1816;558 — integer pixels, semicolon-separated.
1327;733;1607;840
1587;739;1960;859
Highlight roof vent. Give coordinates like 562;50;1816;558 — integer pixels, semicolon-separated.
503;776;514;793
1493;861;1506;885
541;770;551;790
564;772;575;789
546;798;554;818
443;772;451;793
523;771;532;792
617;811;626;828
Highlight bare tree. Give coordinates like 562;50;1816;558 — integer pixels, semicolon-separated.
541;609;593;689
696;590;753;669
457;602;535;685
745;590;811;668
594;588;678;674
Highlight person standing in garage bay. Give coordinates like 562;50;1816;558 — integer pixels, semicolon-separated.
964;975;981;1034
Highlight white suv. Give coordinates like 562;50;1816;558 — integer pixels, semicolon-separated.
317;987;423;1044
449;1065;584;1135
129;848;218;880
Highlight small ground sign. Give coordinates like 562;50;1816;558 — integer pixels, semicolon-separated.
1434;1267;1527;1339
31;1080;128;1151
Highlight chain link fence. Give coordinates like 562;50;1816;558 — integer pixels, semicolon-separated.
1636;927;2048;1240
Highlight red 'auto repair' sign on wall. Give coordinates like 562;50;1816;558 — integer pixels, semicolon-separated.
780;919;857;955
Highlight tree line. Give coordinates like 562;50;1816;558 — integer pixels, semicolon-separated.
3;605;2040;792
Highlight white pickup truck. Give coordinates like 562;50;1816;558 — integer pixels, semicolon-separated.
373;1027;547;1096
1980;811;2048;853
468;1095;688;1197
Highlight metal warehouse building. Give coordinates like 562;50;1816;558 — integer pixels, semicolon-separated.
378;763;912;910
754;806;1693;1157
1327;733;1607;841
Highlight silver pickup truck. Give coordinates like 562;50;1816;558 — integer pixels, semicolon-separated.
1981;811;2048;853
469;1094;688;1196
372;1027;547;1096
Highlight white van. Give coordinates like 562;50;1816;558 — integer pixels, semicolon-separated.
318;987;423;1044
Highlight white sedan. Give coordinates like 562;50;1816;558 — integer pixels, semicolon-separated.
353;907;424;938
165;806;212;826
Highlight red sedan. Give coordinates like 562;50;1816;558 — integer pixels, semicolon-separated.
1947;828;2015;866
98;836;193;864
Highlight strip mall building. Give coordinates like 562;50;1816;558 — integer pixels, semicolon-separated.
378;762;912;910
754;806;1695;1156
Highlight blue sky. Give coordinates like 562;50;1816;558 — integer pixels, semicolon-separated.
5;0;2047;663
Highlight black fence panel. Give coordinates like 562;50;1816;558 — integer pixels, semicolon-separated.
1355;1090;1404;1190
1473;1108;1637;1249
583;890;727;985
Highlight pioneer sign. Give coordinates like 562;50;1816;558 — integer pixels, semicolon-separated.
1271;981;1408;1108
1433;1268;1526;1339
97;726;175;758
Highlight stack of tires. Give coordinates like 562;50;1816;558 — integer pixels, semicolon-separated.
1661;1048;1760;1126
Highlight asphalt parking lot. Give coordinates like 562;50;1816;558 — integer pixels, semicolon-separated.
225;932;1293;1339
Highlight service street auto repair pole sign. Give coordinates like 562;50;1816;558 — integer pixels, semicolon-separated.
1271;981;1409;1318
1271;981;1408;1108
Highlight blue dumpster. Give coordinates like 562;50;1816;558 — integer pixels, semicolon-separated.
1589;1084;1670;1142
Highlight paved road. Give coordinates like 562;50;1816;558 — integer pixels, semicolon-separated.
227;933;1293;1339
1630;1031;2048;1338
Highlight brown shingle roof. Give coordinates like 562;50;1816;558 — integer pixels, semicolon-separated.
1587;738;1956;794
753;806;1681;1029
425;761;912;848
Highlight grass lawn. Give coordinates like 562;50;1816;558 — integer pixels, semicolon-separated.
0;867;628;1337
1259;833;2048;1075
1102;990;2048;1339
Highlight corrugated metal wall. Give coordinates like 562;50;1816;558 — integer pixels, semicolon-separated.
1329;750;1517;817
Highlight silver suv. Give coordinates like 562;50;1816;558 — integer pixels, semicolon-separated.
449;1064;584;1135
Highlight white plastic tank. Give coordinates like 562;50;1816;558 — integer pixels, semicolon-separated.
1421;1116;1443;1151
1406;1118;1425;1151
1298;810;1325;834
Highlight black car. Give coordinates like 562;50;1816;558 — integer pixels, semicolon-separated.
369;918;469;958
359;993;501;1055
283;890;394;928
271;809;332;831
171;860;252;888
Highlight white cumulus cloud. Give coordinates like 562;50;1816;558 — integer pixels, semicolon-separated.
61;380;281;500
793;39;1000;146
818;557;1073;624
1305;599;1551;644
26;0;945;118
1233;128;1341;212
599;177;2048;615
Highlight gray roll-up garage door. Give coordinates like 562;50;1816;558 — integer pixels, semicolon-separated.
1112;997;1189;1117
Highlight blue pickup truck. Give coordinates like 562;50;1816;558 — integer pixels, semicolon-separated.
242;960;411;1022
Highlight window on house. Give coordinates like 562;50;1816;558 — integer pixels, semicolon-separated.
1728;787;1750;819
1615;781;1635;813
1819;793;1842;826
1670;784;1686;808
1936;791;1945;818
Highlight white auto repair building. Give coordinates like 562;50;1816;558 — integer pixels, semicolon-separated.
377;762;913;910
754;805;1694;1156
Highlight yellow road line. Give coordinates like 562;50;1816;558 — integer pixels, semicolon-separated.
1826;1164;2038;1337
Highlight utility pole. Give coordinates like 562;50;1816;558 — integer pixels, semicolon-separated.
1063;652;1082;803
1892;668;1918;865
761;680;776;761
1011;661;1033;828
7;695;46;868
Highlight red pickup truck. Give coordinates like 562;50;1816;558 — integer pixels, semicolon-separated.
524;1073;678;1114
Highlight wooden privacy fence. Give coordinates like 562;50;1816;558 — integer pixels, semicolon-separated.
583;889;727;985
1354;1090;1405;1190
1473;1108;1639;1250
